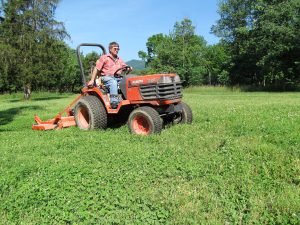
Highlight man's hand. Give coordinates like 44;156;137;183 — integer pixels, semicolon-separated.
87;80;94;87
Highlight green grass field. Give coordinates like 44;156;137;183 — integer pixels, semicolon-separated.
0;87;300;224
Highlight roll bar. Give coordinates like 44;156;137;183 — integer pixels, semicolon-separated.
76;43;106;85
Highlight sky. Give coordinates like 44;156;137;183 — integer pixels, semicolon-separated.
55;0;220;62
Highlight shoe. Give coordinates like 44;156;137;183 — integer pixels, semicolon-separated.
111;102;118;109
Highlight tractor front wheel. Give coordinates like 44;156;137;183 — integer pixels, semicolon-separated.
74;96;107;130
128;106;162;135
174;102;193;124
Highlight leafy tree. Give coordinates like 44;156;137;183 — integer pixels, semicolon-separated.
0;0;4;22
212;0;300;88
253;0;300;87
204;43;231;85
0;0;69;92
54;43;81;92
0;43;18;92
139;18;208;86
83;51;100;79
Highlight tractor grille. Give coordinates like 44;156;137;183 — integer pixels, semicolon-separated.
139;82;182;100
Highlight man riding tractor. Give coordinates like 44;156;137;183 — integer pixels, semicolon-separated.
32;43;193;135
87;41;132;109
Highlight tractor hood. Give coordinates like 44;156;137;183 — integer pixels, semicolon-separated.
127;74;181;87
120;73;182;101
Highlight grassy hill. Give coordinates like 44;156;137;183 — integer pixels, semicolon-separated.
0;87;299;224
126;59;145;70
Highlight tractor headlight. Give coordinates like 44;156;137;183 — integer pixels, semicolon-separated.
174;74;181;83
158;75;172;84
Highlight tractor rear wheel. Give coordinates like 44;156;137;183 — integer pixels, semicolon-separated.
174;102;193;124
128;106;162;135
74;96;107;130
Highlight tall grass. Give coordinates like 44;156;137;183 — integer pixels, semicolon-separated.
0;87;299;224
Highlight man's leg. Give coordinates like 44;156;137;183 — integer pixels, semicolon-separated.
101;76;119;108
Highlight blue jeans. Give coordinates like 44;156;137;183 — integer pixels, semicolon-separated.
101;76;122;104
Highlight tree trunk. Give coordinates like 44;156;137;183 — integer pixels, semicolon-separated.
24;85;31;100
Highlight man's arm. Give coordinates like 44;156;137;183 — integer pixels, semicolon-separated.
87;57;105;86
87;67;100;86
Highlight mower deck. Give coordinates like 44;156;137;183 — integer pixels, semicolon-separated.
32;94;82;131
32;115;76;130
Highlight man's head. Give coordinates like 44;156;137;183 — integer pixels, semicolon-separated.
109;42;120;57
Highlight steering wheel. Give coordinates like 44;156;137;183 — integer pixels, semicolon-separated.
113;66;131;78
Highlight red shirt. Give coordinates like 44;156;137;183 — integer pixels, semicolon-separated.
95;54;127;76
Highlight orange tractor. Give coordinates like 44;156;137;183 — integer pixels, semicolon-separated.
32;43;193;135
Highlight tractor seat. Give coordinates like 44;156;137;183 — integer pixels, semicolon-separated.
95;77;109;93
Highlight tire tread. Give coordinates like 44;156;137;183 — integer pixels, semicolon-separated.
75;95;107;130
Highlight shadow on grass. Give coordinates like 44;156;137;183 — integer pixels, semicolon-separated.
32;96;69;101
107;107;132;129
0;106;43;127
232;84;300;92
8;95;69;103
0;128;13;132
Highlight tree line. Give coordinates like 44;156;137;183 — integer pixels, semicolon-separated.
0;0;299;93
139;0;300;89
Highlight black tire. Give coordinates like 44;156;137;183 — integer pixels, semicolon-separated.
174;102;193;124
128;106;162;135
74;95;107;130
